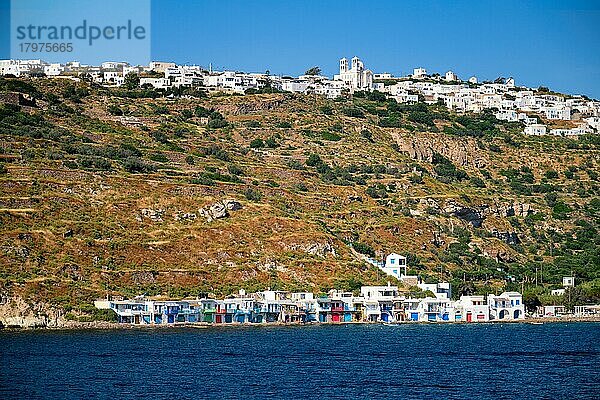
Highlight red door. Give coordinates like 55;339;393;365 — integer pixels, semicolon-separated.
216;315;222;324
466;312;472;322
332;314;340;322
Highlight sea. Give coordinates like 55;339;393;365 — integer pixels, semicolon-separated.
1;322;599;399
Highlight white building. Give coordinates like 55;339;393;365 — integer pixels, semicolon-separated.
524;124;547;136
456;295;489;322
381;253;407;279
495;109;518;122
445;70;458;82
487;292;525;320
412;67;427;79
334;56;373;91
43;63;64;76
563;276;575;287
140;77;171;89
417;282;452;300
542;106;571;120
373;73;393;80
149;61;176;73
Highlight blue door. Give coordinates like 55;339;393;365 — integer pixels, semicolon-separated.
442;313;449;321
411;312;419;321
168;314;175;323
381;313;389;322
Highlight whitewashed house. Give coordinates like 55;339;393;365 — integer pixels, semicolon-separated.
456;295;489;322
382;253;407;279
542;106;571;120
445;70;458;82
412;67;427;79
140;77;171;89
487;292;525;320
417;282;452;300
495;110;518;122
524;124;547;136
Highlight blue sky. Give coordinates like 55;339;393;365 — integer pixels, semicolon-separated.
1;0;599;98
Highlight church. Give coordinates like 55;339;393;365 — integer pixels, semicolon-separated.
333;56;373;91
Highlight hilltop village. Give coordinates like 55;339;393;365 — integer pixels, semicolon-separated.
1;57;598;137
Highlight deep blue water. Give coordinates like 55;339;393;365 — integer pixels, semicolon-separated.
1;323;599;399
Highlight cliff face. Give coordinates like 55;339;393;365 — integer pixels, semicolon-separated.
0;296;63;328
394;132;488;168
0;78;598;325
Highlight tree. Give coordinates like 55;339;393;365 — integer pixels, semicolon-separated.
250;138;265;148
305;66;321;76
305;153;323;167
123;72;140;90
523;292;542;313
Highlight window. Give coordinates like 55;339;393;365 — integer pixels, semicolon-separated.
516;300;520;305
390;258;395;264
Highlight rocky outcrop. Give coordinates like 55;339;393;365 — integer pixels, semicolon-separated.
430;199;534;228
490;230;520;245
443;199;485;228
199;199;242;222
215;97;288;116
137;208;165;222
284;242;337;258
0;296;63;328
489;202;533;218
173;212;197;222
395;134;487;168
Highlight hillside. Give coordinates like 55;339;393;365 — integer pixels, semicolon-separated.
0;77;599;324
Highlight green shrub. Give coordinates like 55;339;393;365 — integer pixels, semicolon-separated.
246;120;261;128
107;104;123;116
123;157;156;173
321;131;341;141
265;136;279;148
244;188;262;201
227;164;245;176
343;107;364;118
286;159;305;170
353;242;375;257
360;129;373;141
366;184;388;198
320;105;333;115
306;153;323;167
149;153;169;163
